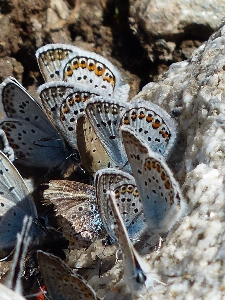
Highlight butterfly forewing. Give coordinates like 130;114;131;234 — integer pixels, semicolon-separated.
0;77;72;169
76;114;117;174
38;251;101;300
85;97;131;172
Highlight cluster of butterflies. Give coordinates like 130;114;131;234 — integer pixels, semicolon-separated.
0;44;188;299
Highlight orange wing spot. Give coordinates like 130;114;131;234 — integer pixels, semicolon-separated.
60;115;65;121
68;96;75;106
127;185;133;193
95;63;105;76
65;65;73;77
131;112;137;121
59;50;68;60
87;59;95;71
54;50;61;60
156;162;161;173
10;123;16;129
83;94;90;102
62;105;70;114
152;160;157;169
8;137;13;143
146;113;153;123
79;57;88;69
43;52;51;65
103;75;115;85
138;111;145;119
133;188;139;197
2;126;9;132
161;171;166;180
152;119;161;129
115;189;120;198
123;116;130;125
165;179;171;189
74;94;82;103
71;58;79;69
146;160;152;170
160;130;169;139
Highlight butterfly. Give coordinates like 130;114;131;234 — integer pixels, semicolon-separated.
37;81;99;151
36;43;78;81
95;168;147;243
43;180;104;247
76;114;118;174
0;151;40;257
83;96;131;173
38;250;101;300
106;190;156;298
0;77;74;170
120;98;177;158
81;96;176;174
121;125;187;235
36;43;130;101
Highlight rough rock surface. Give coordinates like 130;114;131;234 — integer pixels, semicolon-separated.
129;0;224;65
1;1;225;299
112;19;225;300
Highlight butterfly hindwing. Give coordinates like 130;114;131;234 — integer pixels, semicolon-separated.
121;99;177;158
121;125;187;234
38;81;99;150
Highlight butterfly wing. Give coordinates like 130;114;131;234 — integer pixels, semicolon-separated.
85;97;131;172
0;77;72;169
0;283;26;300
95;168;146;242
36;43;80;81
0;151;37;253
121;99;177;158
121;126;187;234
38;81;99;150
38;250;101;300
43;180;103;246
107;191;153;296
59;48;129;101
76;114;117;174
6;216;32;294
